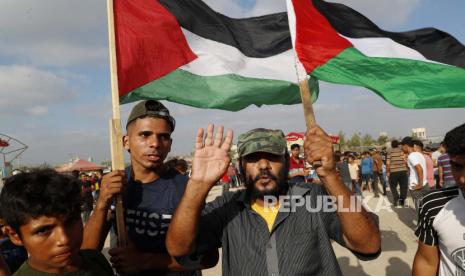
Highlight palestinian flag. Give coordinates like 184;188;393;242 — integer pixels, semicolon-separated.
114;0;318;111
114;0;465;110
287;0;465;108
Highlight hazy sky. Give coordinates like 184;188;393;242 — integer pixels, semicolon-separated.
0;0;464;166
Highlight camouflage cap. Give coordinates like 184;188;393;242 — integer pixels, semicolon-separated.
237;128;287;157
126;100;175;131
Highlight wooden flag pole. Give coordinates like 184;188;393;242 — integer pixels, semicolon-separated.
295;58;317;128
295;58;322;167
106;0;127;247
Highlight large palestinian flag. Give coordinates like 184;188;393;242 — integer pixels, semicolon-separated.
114;0;317;111
114;0;465;110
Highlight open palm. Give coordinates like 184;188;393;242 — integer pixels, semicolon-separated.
190;125;234;186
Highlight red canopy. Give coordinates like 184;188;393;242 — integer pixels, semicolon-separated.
0;138;9;147
286;132;340;144
56;159;105;173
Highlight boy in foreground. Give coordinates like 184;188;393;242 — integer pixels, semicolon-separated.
0;169;114;276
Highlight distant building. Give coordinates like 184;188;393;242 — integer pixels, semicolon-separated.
412;128;427;139
410;127;443;148
379;131;388;137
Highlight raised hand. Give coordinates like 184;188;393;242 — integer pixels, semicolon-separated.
190;124;233;188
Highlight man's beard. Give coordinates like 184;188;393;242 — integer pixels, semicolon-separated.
245;167;289;200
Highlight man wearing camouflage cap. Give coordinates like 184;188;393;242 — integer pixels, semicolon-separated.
167;125;381;275
82;100;217;275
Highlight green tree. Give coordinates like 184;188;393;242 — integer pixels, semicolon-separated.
361;134;374;146
377;135;389;146
348;133;361;149
338;130;346;148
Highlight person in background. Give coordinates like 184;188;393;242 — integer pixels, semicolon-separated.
387;140;409;207
413;141;435;189
175;159;189;175
335;151;353;192
401;137;429;212
288;144;307;185
361;152;377;197
226;163;238;188
432;143;446;189
348;155;361;195
372;149;387;196
438;144;457;188
80;173;94;225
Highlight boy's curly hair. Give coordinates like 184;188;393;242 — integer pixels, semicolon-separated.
0;169;82;234
444;123;465;156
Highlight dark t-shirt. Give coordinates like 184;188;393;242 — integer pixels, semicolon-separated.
81;181;94;211
14;250;113;276
121;168;197;276
336;161;352;183
0;238;27;274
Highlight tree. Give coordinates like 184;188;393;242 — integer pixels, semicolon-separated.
377;135;389;146
348;133;361;149
361;134;374;146
338;130;346;148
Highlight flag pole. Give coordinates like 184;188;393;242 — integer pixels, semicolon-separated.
106;0;127;247
295;59;317;128
295;58;322;168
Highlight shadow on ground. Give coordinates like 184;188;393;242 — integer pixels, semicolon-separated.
385;257;411;275
338;257;369;276
385;192;418;230
381;230;407;252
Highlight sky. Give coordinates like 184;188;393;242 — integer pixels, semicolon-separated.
0;0;464;167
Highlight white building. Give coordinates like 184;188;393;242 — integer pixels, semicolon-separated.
412;128;427;139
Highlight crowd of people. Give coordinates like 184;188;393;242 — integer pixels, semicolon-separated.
0;99;462;276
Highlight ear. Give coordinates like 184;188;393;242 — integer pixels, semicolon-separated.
4;226;23;247
123;135;130;152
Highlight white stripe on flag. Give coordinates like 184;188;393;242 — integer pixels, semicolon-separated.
180;29;297;83
343;36;445;65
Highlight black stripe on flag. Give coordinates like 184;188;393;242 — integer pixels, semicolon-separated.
313;0;465;69
158;0;292;58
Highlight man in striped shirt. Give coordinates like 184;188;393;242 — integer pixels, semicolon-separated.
386;140;408;207
167;125;381;275
413;123;465;276
438;150;457;188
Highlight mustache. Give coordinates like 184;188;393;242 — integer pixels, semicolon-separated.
252;170;279;183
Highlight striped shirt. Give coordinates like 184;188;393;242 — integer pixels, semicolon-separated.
415;187;459;246
179;184;379;275
438;154;455;182
415;187;465;276
387;147;407;173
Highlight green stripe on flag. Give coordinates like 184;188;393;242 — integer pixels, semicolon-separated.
121;69;319;111
312;47;465;109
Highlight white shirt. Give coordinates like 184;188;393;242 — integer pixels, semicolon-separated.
433;192;465;276
407;152;427;189
348;163;359;180
432;150;442;175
